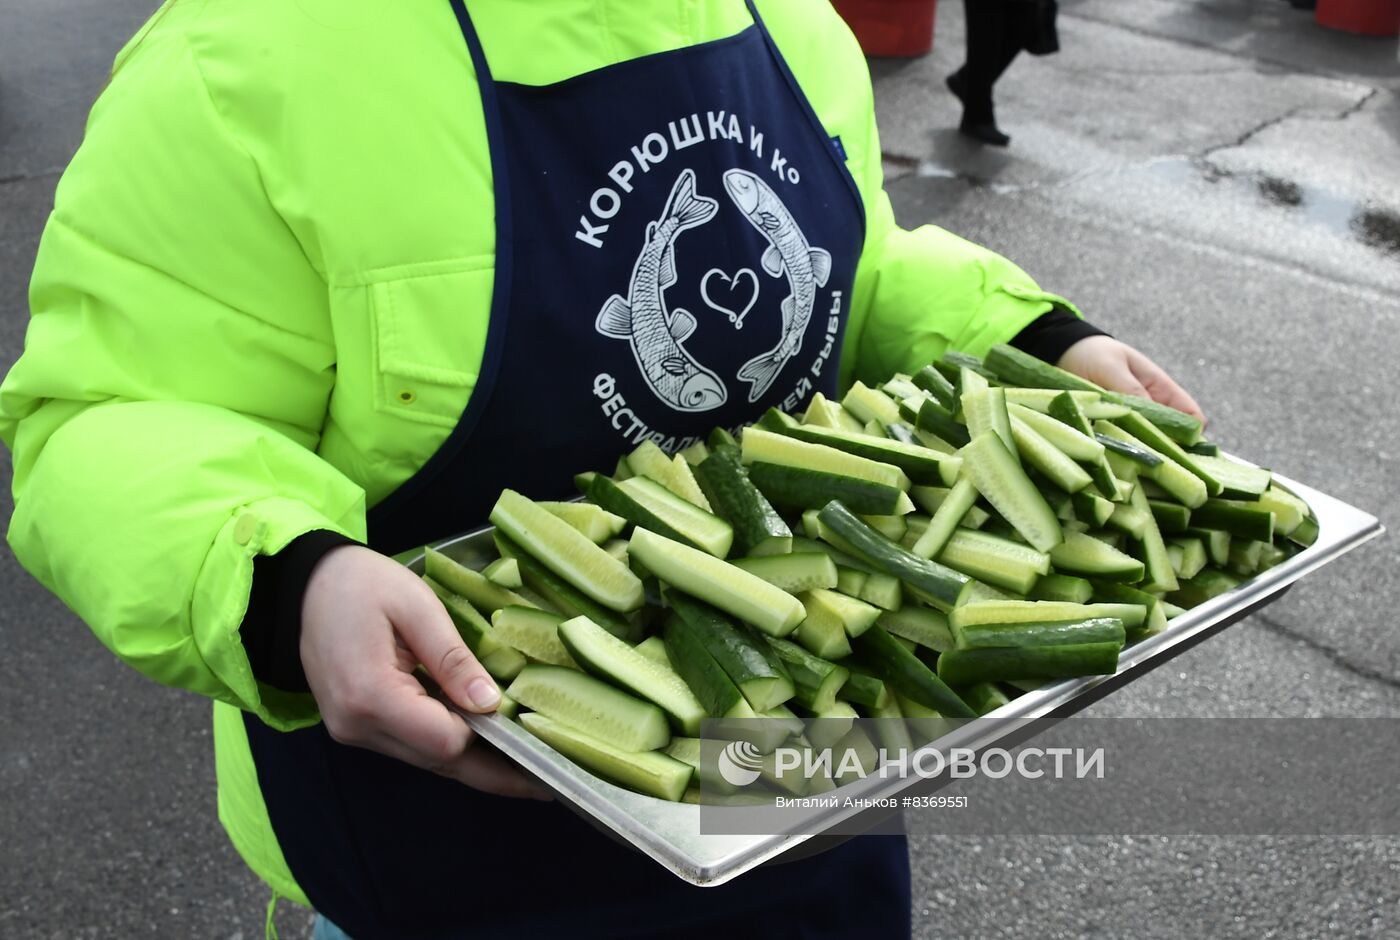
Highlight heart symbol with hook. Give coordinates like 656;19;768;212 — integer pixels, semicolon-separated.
700;267;760;330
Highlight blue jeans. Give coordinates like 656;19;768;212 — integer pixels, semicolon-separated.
312;915;352;940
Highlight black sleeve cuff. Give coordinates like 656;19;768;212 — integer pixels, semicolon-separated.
1010;307;1109;365
240;529;358;693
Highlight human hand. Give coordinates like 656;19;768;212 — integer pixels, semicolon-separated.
300;544;551;800
1057;335;1205;423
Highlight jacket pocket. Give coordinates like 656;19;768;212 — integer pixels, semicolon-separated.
367;258;495;428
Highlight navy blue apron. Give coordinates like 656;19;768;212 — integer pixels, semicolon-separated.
244;3;910;937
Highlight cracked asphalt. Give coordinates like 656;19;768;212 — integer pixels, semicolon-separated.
2;1;1397;938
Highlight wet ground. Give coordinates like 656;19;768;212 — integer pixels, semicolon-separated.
2;1;1398;937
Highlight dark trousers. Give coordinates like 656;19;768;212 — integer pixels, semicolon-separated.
955;0;1025;124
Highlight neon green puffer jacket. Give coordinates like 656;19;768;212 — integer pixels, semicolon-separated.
0;0;1075;903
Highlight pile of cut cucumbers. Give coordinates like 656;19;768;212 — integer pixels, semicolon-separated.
419;345;1317;802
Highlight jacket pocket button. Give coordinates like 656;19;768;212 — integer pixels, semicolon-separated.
233;513;258;546
397;389;417;405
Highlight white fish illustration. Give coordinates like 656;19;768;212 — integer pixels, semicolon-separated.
596;168;727;413
723;169;832;403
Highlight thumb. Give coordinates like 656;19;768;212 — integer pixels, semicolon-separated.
393;585;501;713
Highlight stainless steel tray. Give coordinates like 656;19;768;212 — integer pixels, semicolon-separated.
403;471;1382;887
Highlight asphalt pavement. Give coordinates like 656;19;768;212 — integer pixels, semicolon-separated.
2;1;1398;937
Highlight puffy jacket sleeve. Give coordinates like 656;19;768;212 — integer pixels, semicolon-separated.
820;13;1081;389
0;27;363;729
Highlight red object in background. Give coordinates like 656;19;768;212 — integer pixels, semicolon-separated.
1315;0;1400;36
832;0;938;57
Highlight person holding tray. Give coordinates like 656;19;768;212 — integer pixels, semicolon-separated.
0;1;1202;937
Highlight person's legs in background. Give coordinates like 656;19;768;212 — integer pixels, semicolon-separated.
947;0;1019;146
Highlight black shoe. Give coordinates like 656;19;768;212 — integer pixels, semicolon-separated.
959;121;1010;147
945;71;967;105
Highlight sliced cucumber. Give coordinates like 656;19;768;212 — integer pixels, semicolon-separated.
558;615;706;735
483;557;521;589
1128;481;1179;593
1009;402;1104;462
632;635;672;668
491;606;577;669
910;483;993;529
491;489;644;613
1048;530;1145;582
1167;537;1208;579
808;701;860;751
1169;568;1242;608
519;712;690;802
538;501;627;544
793;593;852;660
1010;415;1093;494
1093;423;1164;467
662;614;751;718
860;514;909;541
617;476;734;558
877;605;955;652
961;386;1017;457
582;473;696;548
494;534;639;642
626;440;713;510
950;599;1146;631
678;440;710;467
840;668;892;709
1186;526;1232;566
952;616;1126;651
1190;454;1271;499
856;571;904;611
1147;499;1191;534
912;364;957;410
912;477;978;559
806;587;881;637
692;447;792;557
508;664;670;751
915;398;972;448
1030;573;1093;604
835;567;868;596
802;391;846;429
983;344;1202;445
747;462;915;516
629;528;806;637
1073;490;1116;528
764;637;850;713
961;432;1063;553
1084;581;1159;638
852;626;977;721
666;592;795;711
1105;501;1153;541
424;547;537;614
842;381;902;425
730;553;838;593
741;427;911;491
1253;487;1306;536
775;423;960;486
423;577;527;680
1001;387;1099;414
663;737;736;794
1097;421;1207;508
937;642;1121;685
1187;498;1276;543
937;529;1051;595
960;682;1013;716
1115;411;1221;497
817;501;973;612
